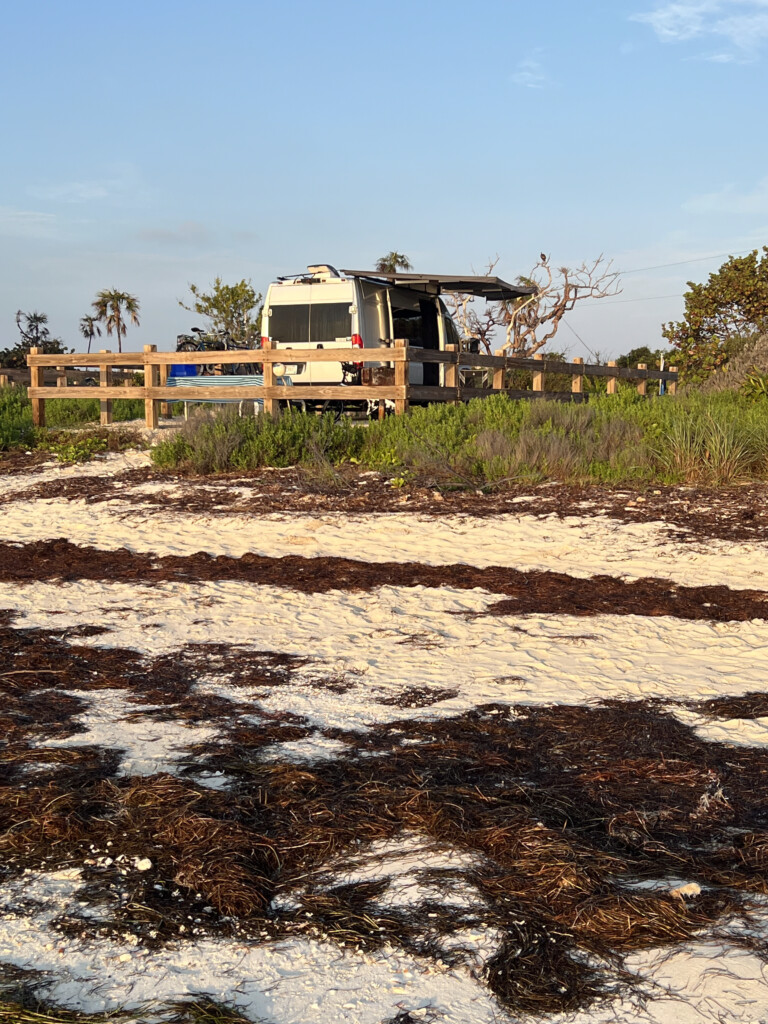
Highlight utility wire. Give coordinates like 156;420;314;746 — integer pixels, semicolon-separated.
580;292;682;308
621;248;755;275
562;318;600;361
553;248;757;311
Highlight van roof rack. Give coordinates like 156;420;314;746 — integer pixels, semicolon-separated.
339;270;536;302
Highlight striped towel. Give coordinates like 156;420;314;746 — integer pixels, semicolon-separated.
166;374;294;409
166;374;266;389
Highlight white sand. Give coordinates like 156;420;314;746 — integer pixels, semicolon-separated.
1;496;767;588
2;457;768;1022
40;689;219;775
0;869;501;1024
670;706;768;747
2;868;767;1024
0;451;152;498
2;579;768;735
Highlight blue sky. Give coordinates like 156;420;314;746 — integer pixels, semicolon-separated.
1;0;767;357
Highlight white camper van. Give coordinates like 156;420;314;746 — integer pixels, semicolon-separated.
260;264;534;393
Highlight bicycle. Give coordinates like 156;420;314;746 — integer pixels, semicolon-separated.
175;328;261;376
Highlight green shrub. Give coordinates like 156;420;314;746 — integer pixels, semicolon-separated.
39;435;109;463
44;397;146;427
742;367;768;402
0;385;35;450
148;391;768;487
0;386;147;452
152;407;365;475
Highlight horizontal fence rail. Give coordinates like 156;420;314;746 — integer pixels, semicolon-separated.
24;341;678;427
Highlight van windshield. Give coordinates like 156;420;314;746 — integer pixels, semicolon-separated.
269;303;351;344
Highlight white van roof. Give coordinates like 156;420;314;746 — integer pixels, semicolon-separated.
271;265;536;302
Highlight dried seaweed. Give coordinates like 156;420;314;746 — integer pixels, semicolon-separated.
0;540;766;621
3;616;768;1016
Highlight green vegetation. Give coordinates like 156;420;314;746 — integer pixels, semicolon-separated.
79;314;102;352
375;251;413;273
91;290;140;354
5;372;768;486
151;407;365;474
743;367;768;402
179;278;262;345
0;386;35;449
37;435;109;463
0;311;70;369
42;396;146;427
150;390;768;487
663;248;768;385
0;385;146;455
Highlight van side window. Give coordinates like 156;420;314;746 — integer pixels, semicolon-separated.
443;315;460;347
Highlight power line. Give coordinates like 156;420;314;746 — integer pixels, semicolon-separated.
580;292;682;308
555;248;759;311
621;248;755;275
562;318;600;360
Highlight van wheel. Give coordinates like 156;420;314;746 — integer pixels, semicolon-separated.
320;401;345;421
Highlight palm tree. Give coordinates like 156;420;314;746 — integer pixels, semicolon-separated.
375;251;413;274
79;315;101;354
16;310;50;347
91;290;140;353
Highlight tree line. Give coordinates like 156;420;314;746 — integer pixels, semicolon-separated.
5;248;764;384
1;290;140;368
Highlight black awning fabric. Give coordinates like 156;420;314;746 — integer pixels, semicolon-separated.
339;270;536;302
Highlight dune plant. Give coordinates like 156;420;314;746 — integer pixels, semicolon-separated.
141;391;768;486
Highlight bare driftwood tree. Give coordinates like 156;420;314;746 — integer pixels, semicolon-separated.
445;257;505;354
446;255;621;356
500;255;621;356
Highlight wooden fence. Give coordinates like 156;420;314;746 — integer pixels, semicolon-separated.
23;341;678;428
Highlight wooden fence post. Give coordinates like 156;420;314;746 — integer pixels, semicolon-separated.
444;344;459;403
394;339;409;415
636;363;647;396
572;356;584;396
99;350;113;425
669;367;678;396
606;360;618;395
0;374;8;389
492;355;505;392
262;339;276;415
159;362;170;418
143;345;159;429
29;347;45;427
56;366;67;390
532;352;544;396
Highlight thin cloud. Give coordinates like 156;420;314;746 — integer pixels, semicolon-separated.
0;207;56;239
632;1;768;59
138;221;212;245
511;57;549;89
684;175;768;214
28;181;110;203
27;165;146;205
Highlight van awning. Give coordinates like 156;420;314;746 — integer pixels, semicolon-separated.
339;270;536;302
